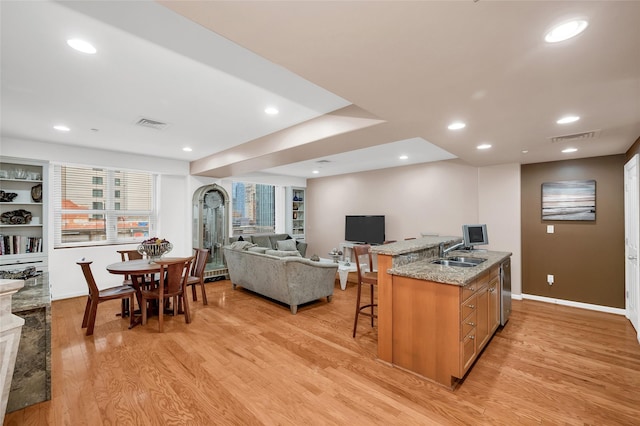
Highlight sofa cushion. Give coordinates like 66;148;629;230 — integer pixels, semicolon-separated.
247;246;268;254
276;239;297;252
252;235;273;249
269;234;290;248
265;249;301;258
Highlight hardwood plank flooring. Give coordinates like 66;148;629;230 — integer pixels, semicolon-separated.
4;279;640;425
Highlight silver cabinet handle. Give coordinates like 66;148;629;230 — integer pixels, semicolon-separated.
467;304;475;309
469;335;475;340
629;255;638;260
467;322;475;326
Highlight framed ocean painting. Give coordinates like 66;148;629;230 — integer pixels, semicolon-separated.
541;179;596;221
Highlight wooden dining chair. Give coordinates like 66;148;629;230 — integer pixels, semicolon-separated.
77;259;136;336
116;249;144;284
352;244;378;338
141;256;194;332
186;248;209;305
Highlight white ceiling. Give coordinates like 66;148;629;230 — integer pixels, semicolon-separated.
2;1;639;180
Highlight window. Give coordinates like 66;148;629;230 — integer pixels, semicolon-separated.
231;182;275;236
53;165;156;247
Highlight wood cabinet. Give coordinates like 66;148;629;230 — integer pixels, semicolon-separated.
388;264;501;389
0;158;47;273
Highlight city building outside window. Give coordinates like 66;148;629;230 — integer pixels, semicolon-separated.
231;182;275;236
53;164;156;247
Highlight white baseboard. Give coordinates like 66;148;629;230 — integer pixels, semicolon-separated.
521;293;626;316
52;290;86;301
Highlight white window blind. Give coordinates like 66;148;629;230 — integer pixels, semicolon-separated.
53;164;156;247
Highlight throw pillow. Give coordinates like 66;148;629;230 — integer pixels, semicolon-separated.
247;246;268;254
276;239;297;252
265;249;301;258
238;235;244;241
229;241;255;251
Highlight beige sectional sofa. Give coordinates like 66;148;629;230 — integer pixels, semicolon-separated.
223;242;337;314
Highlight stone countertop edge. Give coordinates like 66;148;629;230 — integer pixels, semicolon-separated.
370;236;461;256
11;274;51;313
386;250;512;286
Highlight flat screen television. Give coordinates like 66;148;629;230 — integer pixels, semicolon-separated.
462;224;489;249
345;215;385;245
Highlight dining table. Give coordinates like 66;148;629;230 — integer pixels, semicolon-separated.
106;257;182;327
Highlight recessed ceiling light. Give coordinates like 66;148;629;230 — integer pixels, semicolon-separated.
477;144;492;150
66;38;97;54
312;170;319;174
399;155;408;160
448;121;466;130
522;150;529;154
53;125;70;132
182;147;193;152
562;147;578;153
545;20;588;43
557;115;580;124
265;107;279;115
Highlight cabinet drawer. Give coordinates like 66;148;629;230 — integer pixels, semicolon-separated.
461;309;477;338
461;329;477;373
462;280;478;301
461;293;477;319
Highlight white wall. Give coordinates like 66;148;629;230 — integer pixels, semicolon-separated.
2;137;191;300
478;163;522;296
306;160;481;258
305;160;522;296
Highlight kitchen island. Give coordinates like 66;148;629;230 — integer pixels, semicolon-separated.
371;237;511;389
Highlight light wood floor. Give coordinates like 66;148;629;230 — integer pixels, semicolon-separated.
5;278;640;425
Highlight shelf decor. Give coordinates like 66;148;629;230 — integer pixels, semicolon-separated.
542;179;596;221
1;209;32;224
0;191;18;202
31;184;42;203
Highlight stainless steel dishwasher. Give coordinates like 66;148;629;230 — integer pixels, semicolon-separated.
500;258;512;326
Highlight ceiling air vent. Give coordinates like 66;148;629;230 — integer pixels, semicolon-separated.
316;160;331;164
549;130;600;143
135;117;169;131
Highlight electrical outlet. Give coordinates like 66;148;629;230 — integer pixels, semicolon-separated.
547;225;554;233
547;274;554;285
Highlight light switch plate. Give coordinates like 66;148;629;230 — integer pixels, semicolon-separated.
547;225;554;233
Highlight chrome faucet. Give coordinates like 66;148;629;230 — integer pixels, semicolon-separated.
439;241;465;258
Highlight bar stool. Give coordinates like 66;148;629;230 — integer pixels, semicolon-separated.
352;244;378;337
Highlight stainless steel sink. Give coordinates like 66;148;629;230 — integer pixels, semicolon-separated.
430;259;477;267
447;256;487;265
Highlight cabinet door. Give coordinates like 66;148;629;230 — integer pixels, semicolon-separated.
488;276;500;332
475;285;490;349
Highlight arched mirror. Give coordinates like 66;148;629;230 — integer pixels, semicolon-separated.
192;184;230;280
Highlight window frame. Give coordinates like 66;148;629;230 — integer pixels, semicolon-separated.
231;181;276;237
53;164;157;248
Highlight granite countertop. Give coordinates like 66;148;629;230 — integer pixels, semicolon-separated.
387;250;512;286
11;273;51;313
370;236;461;256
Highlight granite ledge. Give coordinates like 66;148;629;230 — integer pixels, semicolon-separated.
387;250;512;286
370;236;460;256
11;274;50;313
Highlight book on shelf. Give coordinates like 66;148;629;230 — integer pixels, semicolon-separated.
0;234;43;255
